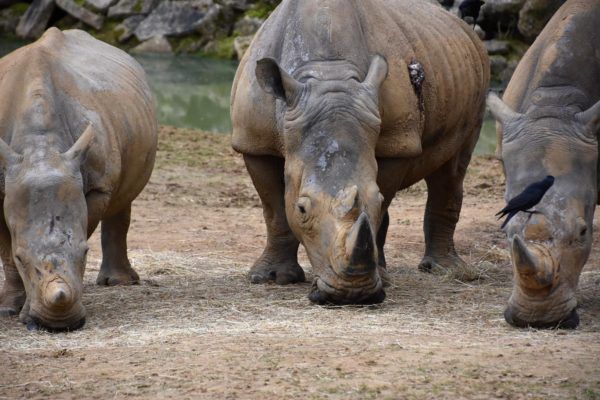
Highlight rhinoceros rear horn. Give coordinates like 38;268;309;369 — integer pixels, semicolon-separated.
363;55;388;92
487;93;522;126
64;124;94;164
0;137;22;168
576;99;600;137
256;58;305;106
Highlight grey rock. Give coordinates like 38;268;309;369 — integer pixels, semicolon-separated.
500;59;519;85
233;34;252;60
0;6;21;33
56;0;104;30
484;39;510;55
16;0;55;39
233;16;263;36
478;0;526;35
131;35;173;54
131;36;173;54
85;0;118;12
474;24;485;40
489;54;508;77
518;0;565;41
115;14;145;42
108;0;158;19
134;0;219;41
218;0;252;11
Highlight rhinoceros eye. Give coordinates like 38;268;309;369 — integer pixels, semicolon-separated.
296;196;312;223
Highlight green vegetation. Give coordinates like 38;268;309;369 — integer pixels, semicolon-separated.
170;34;203;54
90;20;127;47
9;2;29;15
201;35;236;59
133;0;144;14
245;1;276;19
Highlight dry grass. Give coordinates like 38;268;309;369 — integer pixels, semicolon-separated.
0;126;599;399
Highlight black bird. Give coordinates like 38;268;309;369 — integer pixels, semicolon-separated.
458;0;485;28
496;175;555;229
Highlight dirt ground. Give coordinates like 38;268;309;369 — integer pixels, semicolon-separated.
1;126;599;400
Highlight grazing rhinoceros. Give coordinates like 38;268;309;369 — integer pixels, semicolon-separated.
231;0;490;304
488;0;600;328
0;28;157;331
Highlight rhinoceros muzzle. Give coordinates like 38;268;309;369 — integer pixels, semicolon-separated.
308;211;385;305
506;236;579;329
24;277;86;332
309;277;386;305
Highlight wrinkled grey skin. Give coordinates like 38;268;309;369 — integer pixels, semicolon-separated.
231;0;489;304
488;0;600;328
0;28;157;331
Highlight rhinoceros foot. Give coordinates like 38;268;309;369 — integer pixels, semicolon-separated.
0;289;26;317
418;254;478;282
96;263;140;286
249;260;305;285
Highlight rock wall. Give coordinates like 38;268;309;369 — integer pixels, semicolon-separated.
0;0;565;88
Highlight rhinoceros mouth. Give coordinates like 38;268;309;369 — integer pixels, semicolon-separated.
26;304;87;332
308;274;385;305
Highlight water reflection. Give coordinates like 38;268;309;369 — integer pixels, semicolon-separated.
135;54;237;133
0;38;497;153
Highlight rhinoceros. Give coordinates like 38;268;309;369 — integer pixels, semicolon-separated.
0;28;157;331
488;0;600;328
231;0;490;304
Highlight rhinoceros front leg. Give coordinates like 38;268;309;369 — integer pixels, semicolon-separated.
244;154;305;284
96;204;140;286
418;146;478;281
376;210;391;286
0;215;26;316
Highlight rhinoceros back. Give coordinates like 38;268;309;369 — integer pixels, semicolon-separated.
502;0;600;115
0;28;157;210
231;0;489;159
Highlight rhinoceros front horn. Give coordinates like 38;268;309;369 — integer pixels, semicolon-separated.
345;212;377;275
510;236;553;288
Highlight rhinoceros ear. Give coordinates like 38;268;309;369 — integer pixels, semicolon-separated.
64;123;94;164
576;99;600;137
0;137;22;168
487;92;522;126
256;58;305;106
362;55;388;92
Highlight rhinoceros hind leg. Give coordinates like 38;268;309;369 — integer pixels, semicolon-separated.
97;204;140;286
0;220;26;316
244;154;305;285
418;138;478;282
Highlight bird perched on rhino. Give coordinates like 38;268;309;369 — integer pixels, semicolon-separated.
459;0;485;27
496;176;555;229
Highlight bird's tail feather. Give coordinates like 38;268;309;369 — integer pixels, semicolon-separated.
500;211;517;229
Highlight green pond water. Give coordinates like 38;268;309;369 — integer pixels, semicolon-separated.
0;39;497;154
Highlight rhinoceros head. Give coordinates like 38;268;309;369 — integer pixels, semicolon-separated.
0;125;94;331
489;93;600;329
256;56;388;304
